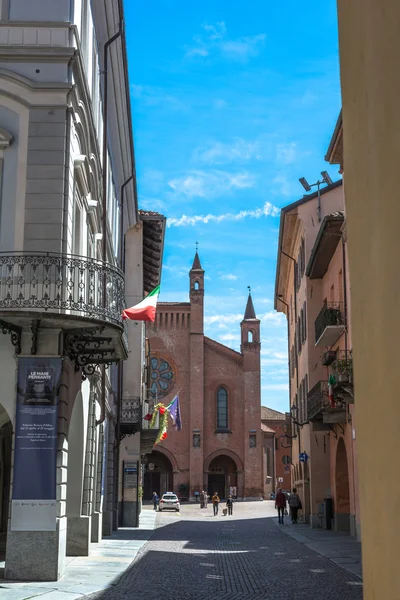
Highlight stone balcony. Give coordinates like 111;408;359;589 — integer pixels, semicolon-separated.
0;252;127;373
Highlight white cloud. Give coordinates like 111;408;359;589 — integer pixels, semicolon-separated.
167;200;280;227
185;22;266;62
262;384;289;391
213;99;228;109
204;313;243;325
168;169;255;199
220;274;238;281
276;142;298;165
195;138;261;165
220;34;266;60
219;333;240;342
272;174;296;197
260;311;286;327
131;84;186;110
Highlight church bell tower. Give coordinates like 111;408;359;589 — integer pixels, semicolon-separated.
189;249;204;334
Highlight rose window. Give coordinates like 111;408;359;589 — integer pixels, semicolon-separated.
150;357;174;399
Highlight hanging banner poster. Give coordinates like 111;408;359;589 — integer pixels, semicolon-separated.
11;357;62;531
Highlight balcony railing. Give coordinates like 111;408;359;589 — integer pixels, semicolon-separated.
307;380;347;424
120;396;142;439
0;252;125;327
331;350;353;385
314;302;345;346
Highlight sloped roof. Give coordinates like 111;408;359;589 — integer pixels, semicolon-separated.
244;293;257;319
191;251;203;271
261;423;275;433
261;406;285;421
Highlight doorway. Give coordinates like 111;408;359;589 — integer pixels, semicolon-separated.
207;455;238;500
335;437;350;531
143;451;173;501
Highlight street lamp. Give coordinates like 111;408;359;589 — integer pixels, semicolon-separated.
299;171;334;222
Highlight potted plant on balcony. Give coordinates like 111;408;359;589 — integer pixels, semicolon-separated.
334;357;353;383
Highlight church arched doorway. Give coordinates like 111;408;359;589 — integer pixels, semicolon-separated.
0;406;12;562
335;437;350;531
207;455;237;500
143;451;173;501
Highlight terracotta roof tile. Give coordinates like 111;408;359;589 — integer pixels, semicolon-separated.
261;406;285;421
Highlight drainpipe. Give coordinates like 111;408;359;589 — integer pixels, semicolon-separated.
341;236;349;356
120;175;133;270
96;23;123;429
276;294;292;424
280;247;302;467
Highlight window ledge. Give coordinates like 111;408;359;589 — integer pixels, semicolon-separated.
215;428;232;434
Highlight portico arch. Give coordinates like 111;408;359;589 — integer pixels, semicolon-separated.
204;450;244;500
143;450;174;501
335;437;350;531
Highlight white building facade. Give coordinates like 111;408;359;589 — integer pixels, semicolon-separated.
0;0;139;581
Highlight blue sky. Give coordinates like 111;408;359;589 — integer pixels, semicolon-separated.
125;1;341;413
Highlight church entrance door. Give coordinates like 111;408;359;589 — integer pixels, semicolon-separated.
207;455;238;500
208;474;225;500
143;451;173;501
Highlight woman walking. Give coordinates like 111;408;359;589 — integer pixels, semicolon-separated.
288;488;302;524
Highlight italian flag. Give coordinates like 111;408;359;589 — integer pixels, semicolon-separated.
122;285;160;322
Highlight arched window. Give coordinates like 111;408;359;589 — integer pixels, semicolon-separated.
247;330;253;342
217;387;228;429
194;281;199;290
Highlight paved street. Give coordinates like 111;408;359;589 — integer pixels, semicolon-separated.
83;502;363;600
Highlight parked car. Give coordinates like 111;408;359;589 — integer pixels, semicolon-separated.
269;492;276;500
159;492;180;512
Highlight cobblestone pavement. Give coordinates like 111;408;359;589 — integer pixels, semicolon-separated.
83;503;363;600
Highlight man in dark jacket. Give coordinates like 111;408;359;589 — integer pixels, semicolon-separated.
275;488;287;524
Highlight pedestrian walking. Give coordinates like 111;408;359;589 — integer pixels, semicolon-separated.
204;490;208;508
288;488;302;524
275;488;287;524
152;491;159;511
226;494;234;515
212;492;220;516
200;490;205;509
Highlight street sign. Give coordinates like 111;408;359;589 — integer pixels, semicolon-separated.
284;465;290;472
299;452;309;463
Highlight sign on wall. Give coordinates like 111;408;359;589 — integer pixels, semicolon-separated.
11;357;62;532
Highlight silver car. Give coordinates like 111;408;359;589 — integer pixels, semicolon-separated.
159;493;180;512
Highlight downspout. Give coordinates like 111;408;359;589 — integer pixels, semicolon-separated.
115;176;133;521
97;23;123;428
280;247;302;463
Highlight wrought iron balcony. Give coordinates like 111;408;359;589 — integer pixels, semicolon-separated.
141;400;160;455
314;302;345;346
0;252;125;327
307;380;347;424
120;396;142;440
330;350;354;403
321;350;337;366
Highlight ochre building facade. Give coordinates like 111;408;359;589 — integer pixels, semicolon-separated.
145;253;263;501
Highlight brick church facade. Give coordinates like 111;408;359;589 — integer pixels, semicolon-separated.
144;252;264;500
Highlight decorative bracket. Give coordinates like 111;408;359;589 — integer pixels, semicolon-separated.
0;318;21;354
31;319;40;355
64;327;117;377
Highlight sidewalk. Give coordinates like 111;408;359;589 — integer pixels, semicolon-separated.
274;517;362;580
0;509;157;599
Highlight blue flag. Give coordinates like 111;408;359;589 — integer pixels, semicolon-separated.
168;395;182;431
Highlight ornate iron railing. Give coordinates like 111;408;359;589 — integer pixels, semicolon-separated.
0;252;125;326
314;302;344;343
120;396;142;440
307;380;329;420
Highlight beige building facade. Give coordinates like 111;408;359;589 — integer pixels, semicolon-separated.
275;178;359;537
